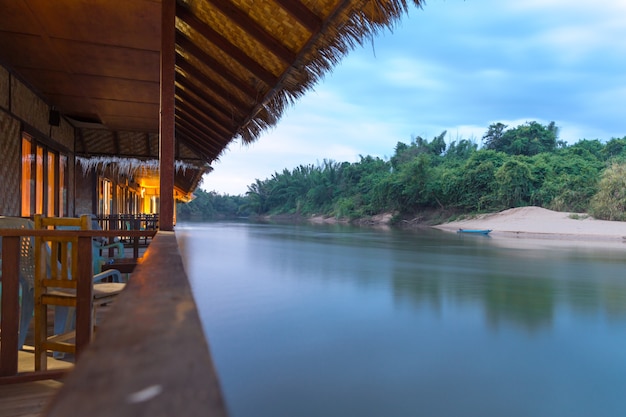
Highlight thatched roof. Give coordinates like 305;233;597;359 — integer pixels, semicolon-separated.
0;0;421;191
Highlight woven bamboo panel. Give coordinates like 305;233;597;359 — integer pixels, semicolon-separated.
0;110;22;215
119;131;151;157
82;129;116;154
176;140;201;160
0;65;8;109
74;167;93;216
176;19;263;100
149;133;159;156
231;0;311;51
175;53;251;117
51;117;75;150
175;81;239;130
10;77;49;134
182;0;286;78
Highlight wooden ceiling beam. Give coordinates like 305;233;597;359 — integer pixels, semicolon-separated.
175;109;223;145
177;133;218;160
274;0;322;33
175;33;258;100
175;98;232;139
175;118;223;156
205;0;296;64
175;77;242;128
175;129;217;162
176;5;277;87
175;86;236;133
175;56;250;116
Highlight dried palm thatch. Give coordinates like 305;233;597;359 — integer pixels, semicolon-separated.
176;0;423;157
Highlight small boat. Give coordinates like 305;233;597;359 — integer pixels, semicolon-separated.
457;228;492;235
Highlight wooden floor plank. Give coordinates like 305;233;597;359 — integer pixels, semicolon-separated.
0;379;63;417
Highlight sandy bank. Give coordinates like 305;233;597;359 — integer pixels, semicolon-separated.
434;206;626;243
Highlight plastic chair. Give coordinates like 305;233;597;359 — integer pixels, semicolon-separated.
33;215;125;370
0;216;36;350
59;219;125;276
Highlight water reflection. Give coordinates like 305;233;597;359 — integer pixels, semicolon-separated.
178;222;626;417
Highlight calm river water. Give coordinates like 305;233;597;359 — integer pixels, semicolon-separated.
177;221;626;417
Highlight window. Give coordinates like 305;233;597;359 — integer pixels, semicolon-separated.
21;137;33;216
47;150;56;216
21;134;68;217
99;178;113;216
35;145;44;214
59;155;67;216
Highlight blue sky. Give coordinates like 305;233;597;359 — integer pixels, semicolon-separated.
202;0;626;195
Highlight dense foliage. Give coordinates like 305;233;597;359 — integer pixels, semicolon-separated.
176;189;250;220
177;121;626;222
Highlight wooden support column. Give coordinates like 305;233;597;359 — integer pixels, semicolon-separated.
159;0;176;231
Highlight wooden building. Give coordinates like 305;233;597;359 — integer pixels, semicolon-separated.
0;0;420;414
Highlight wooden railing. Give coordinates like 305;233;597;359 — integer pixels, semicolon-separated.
95;214;159;258
0;229;227;416
0;229;156;381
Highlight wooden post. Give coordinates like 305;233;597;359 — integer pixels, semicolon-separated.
159;0;176;231
0;237;20;376
75;235;94;358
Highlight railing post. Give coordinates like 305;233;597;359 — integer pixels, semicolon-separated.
75;235;94;358
0;237;20;376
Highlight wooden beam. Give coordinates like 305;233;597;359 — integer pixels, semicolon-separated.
174;114;225;153
75;235;94;358
175;57;249;117
160;0;176;231
274;0;322;33
175;101;231;141
175;116;223;150
176;127;220;161
175;79;241;129
176;5;278;86
176;93;236;136
175;32;258;99
205;0;296;63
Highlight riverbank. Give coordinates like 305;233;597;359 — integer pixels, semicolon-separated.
258;206;626;245
433;206;626;243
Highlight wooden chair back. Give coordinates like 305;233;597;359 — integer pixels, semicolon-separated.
32;214;93;370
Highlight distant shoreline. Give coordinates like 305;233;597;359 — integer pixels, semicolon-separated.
257;206;626;246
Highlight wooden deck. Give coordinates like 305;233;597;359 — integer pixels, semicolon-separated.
0;379;63;417
0;351;71;417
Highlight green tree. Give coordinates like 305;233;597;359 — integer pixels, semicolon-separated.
589;163;626;221
483;121;558;156
495;158;535;207
482;122;508;152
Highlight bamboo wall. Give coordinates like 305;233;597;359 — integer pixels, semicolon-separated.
0;109;21;215
0;63;76;216
75;168;95;216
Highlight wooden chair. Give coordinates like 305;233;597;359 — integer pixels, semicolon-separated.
32;215;125;370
